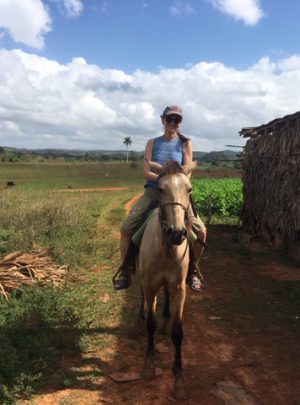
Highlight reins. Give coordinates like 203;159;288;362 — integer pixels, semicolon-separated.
174;238;189;265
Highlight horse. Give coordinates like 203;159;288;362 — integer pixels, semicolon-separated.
138;159;197;400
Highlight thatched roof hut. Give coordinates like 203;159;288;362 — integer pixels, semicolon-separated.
240;111;300;260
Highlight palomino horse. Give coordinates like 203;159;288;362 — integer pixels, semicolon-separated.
138;160;197;400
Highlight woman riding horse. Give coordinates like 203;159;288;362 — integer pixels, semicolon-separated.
114;105;207;291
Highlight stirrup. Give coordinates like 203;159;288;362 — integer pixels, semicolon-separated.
112;266;132;290
188;264;204;282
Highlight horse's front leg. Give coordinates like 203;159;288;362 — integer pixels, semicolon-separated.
141;291;157;380
131;287;146;337
138;287;146;321
170;283;187;400
161;285;171;334
162;284;171;319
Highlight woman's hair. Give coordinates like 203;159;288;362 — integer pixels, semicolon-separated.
177;132;190;144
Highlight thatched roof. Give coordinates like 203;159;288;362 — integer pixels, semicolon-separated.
240;110;300;253
240;110;300;140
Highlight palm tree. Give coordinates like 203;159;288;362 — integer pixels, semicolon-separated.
123;136;132;163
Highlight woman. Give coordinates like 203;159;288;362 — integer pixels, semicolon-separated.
114;105;207;292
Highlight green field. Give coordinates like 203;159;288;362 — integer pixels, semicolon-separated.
0;161;146;190
192;178;243;220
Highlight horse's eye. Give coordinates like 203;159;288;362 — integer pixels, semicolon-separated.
187;187;192;194
158;187;164;193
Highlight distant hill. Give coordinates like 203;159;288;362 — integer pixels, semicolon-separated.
0;146;239;163
194;150;239;163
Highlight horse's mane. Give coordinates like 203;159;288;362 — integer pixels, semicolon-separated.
159;160;184;179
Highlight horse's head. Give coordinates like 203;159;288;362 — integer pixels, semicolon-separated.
149;160;197;245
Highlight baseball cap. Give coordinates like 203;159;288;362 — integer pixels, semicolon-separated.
162;105;183;117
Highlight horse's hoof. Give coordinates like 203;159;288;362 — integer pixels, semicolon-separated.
141;355;156;380
173;384;187;401
173;374;187;400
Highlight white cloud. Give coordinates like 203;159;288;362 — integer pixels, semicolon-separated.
91;1;107;14
53;0;83;17
1;120;22;135
207;0;264;26
277;55;300;72
1;49;300;151
0;0;84;49
170;1;195;16
0;0;51;49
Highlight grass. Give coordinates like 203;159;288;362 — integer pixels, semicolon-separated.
0;164;138;404
0;161;145;191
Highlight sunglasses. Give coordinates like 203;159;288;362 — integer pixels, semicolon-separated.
165;115;182;124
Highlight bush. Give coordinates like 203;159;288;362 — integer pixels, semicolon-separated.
192;178;243;218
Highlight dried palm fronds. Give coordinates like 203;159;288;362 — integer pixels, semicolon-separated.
240;111;300;251
0;248;68;299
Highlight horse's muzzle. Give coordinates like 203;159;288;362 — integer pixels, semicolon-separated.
166;226;187;245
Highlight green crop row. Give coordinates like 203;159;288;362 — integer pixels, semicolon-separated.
192;178;243;218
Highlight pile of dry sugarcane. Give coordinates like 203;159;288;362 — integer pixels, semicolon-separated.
0;248;68;299
240;111;300;247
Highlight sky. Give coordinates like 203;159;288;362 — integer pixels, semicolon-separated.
1;1;300;152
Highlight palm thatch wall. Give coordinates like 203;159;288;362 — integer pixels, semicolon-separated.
240;111;300;259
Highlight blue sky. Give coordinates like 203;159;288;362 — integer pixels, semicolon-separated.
1;0;300;151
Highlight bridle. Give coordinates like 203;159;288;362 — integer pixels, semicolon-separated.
159;201;190;265
159;201;189;233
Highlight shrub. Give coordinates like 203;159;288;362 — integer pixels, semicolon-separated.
192;178;243;218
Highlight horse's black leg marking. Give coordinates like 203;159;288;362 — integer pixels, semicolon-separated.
139;287;145;321
146;307;157;355
171;315;183;375
142;301;157;380
162;286;171;319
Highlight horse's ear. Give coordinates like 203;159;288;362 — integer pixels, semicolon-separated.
182;161;197;175
147;160;163;174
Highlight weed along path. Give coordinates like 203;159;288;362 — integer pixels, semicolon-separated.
23;192;300;405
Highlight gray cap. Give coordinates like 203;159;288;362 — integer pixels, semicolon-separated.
162;105;183;117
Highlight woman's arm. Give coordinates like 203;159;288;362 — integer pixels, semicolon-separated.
143;139;159;182
183;140;193;177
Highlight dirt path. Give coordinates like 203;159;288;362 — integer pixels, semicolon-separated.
58;187;129;192
24;195;300;405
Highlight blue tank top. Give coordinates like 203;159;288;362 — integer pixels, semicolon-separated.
147;135;184;188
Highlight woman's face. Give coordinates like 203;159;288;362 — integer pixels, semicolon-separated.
162;114;182;133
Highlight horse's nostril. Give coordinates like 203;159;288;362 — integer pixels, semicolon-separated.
166;226;174;235
180;229;187;242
